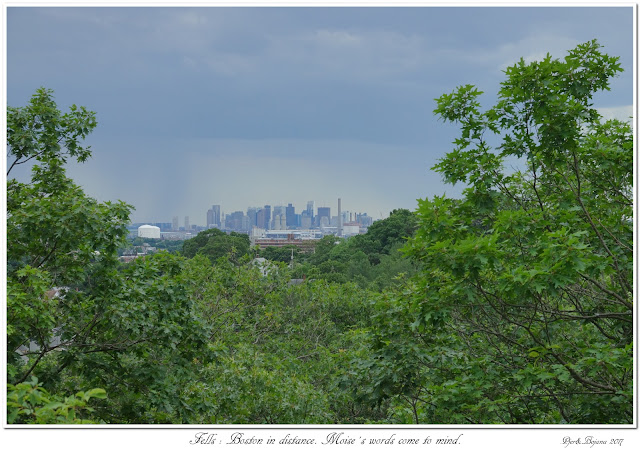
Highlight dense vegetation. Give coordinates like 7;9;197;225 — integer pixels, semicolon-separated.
351;40;633;424
177;207;419;291
7;41;632;424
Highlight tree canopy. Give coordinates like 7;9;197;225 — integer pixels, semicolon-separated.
276;210;420;290
7;40;632;425
181;227;251;264
7;89;213;423
352;40;632;423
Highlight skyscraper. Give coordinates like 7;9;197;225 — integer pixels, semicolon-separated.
172;216;179;231
207;205;221;228
301;212;312;229
285;203;295;228
247;207;259;229
306;200;314;223
226;211;247;231
256;209;266;229
317;207;330;227
263;205;271;230
338;198;342;237
206;209;214;228
271;206;285;229
184;216;190;231
212;205;221;226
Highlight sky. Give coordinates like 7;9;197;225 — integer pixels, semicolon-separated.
5;3;635;225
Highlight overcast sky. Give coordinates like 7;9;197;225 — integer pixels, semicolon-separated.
6;4;634;225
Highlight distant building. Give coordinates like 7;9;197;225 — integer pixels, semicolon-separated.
184;216;190;232
301;211;312;229
306;200;314;222
251;226;266;238
198;202;374;234
172;216;179;231
207;205;221;228
260;229;323;240
285;203;296;228
161;231;193;240
271;206;286;229
153;222;173;231
256;208;268;230
338;198;342;237
253;230;321;253
263;205;271;230
138;224;161;239
272;205;285;224
356;213;373;227
272;214;286;230
247;207;260;229
317;207;330;227
226;211;248;231
342;222;360;237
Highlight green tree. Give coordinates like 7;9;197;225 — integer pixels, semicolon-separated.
182;228;251;264
7;87;96;179
356;40;632;423
302;211;419;289
7;377;106;424
178;251;384;423
7;88;130;385
261;244;302;264
352;209;417;264
307;234;341;266
7;89;212;423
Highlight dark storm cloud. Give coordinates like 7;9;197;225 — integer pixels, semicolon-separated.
6;6;634;223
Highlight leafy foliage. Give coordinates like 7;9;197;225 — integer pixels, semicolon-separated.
261;244;301;264
352;40;632;424
7;377;106;424
7;87;96;179
178;255;382;423
7;89;212;424
8;41;630;425
282;210;419;290
182;228;251;264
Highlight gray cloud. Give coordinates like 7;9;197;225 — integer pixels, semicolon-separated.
7;6;634;225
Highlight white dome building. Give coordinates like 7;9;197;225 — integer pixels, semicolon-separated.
138;224;161;239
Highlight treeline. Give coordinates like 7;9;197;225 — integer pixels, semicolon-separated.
176;207;419;291
7;40;632;424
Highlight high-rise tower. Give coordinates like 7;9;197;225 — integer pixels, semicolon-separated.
207;205;221;228
317;207;330;227
306;201;314;222
264;205;271;230
285;203;295;228
338;198;342;237
212;205;221;227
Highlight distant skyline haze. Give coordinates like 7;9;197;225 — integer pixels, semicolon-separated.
5;4;634;225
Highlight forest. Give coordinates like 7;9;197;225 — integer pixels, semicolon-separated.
6;40;633;424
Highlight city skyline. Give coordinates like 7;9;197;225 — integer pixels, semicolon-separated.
136;197;374;230
5;5;633;224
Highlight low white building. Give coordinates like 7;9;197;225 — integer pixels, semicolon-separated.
342;222;361;237
138;224;161;239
